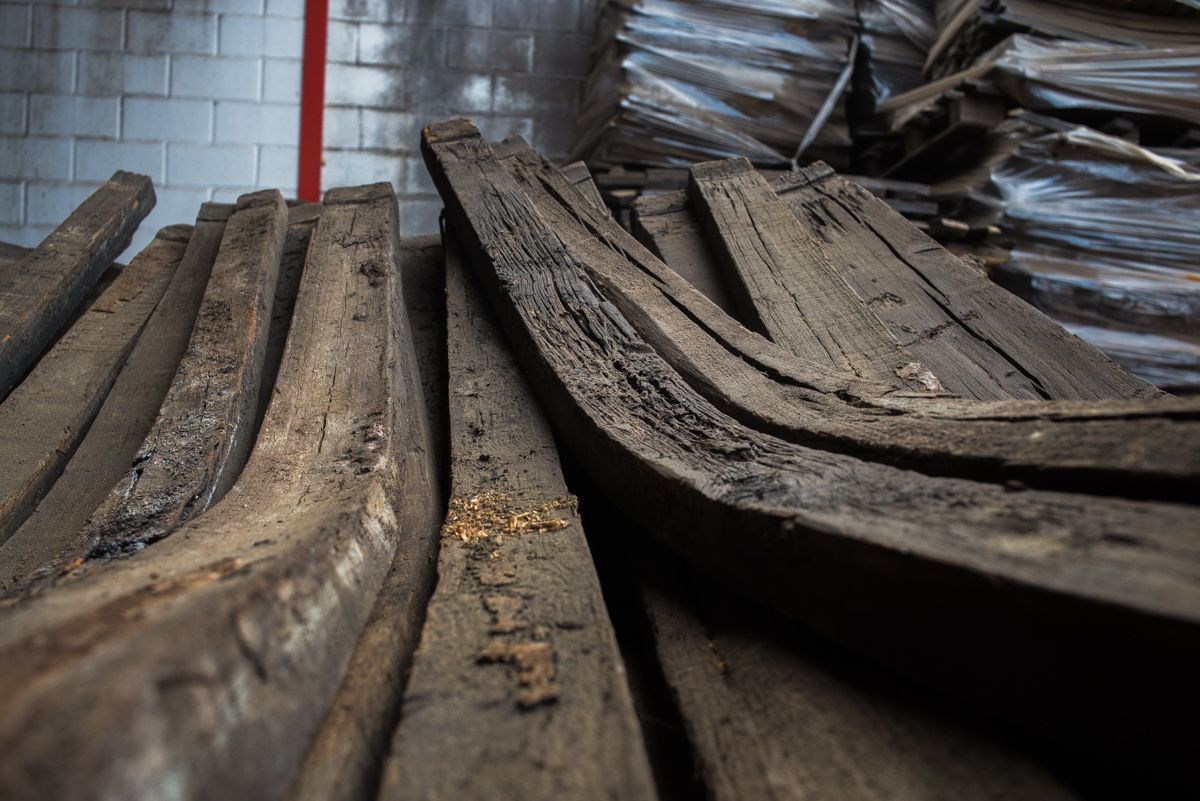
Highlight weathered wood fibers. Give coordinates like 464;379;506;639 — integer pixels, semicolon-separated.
631;192;739;316
561;160;608;211
0;225;184;545
494;138;1200;498
79;190;288;559
770;166;1160;400
423;119;1200;777
0;171;155;399
627;540;1082;801
688;157;922;387
0;206;232;592
377;241;657;801
284;233;443;801
577;162;1085;801
0;240;29;265
0;182;427;801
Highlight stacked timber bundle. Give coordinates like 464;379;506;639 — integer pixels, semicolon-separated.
2;124;1200;801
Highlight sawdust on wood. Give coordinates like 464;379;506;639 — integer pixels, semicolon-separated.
443;490;575;544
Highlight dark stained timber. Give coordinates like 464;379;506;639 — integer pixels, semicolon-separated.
0;225;184;545
423;118;1200;781
284;233;442;801
375;241;656;801
687;157;921;387
0;182;430;800
493;138;1200;499
78;190;289;559
0;206;231;592
0;171;155;400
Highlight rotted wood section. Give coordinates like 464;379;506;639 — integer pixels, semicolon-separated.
423;118;1200;786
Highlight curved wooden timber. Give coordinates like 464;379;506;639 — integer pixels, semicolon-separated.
0;225;184;545
0;205;232;592
0;171;155;400
78;190;289;559
376;242;656;801
0;183;432;801
423;118;1200;779
490;137;1200;499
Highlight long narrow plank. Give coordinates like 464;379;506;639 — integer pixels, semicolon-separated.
622;533;1082;801
494;138;1200;499
0;225;183;545
688;158;918;385
0;183;427;800
376;241;657;801
0;171;154;400
283;234;444;801
0;204;231;592
561;160;608;210
771;167;1159;400
631;192;739;315
424;119;1200;782
77;190;288;560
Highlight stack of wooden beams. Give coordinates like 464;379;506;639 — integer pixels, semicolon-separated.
0;122;1197;801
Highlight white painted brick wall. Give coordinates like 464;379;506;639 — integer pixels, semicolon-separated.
0;1;303;256
1;0;595;249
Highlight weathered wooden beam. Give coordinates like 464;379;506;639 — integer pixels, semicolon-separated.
422;119;1200;777
493;138;1200;498
77;190;288;560
0;224;184;546
0;171;155;400
561;160;608;211
283;233;443;801
375;241;656;801
0;240;29;265
688;158;920;387
0;182;426;800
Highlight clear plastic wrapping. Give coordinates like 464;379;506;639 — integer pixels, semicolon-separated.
573;0;858;168
976;118;1200;388
859;0;937;105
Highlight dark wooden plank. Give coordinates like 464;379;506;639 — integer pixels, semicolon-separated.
0;205;231;594
0;182;429;800
0;225;183;545
688;158;920;387
75;190;288;560
0;171;155;400
423;119;1200;783
631;191;740;316
625;535;1082;801
283;233;443;801
771;167;1159;400
561;160;608;211
375;240;656;801
493;137;1200;499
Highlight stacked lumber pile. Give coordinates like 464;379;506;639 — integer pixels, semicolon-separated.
1;123;1198;801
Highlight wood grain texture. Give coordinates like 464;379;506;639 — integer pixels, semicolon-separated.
493;139;1200;499
0;206;232;592
376;240;657;801
688;157;919;386
78;190;289;559
0;225;183;545
0;241;29;265
0;171;155;400
0;182;424;801
625;538;1082;801
423;119;1200;780
284;233;443;801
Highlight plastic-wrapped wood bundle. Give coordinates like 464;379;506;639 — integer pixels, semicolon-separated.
572;0;858;169
859;0;937;107
973;117;1200;390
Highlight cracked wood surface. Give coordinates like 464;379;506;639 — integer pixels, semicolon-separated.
494;139;1200;499
632;192;739;316
77;190;289;560
423;118;1200;778
377;240;657;801
0;205;231;592
0;225;183;545
0;171;155;400
688;157;920;387
0;182;423;801
285;234;443;801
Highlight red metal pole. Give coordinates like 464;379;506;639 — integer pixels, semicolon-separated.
298;0;328;202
